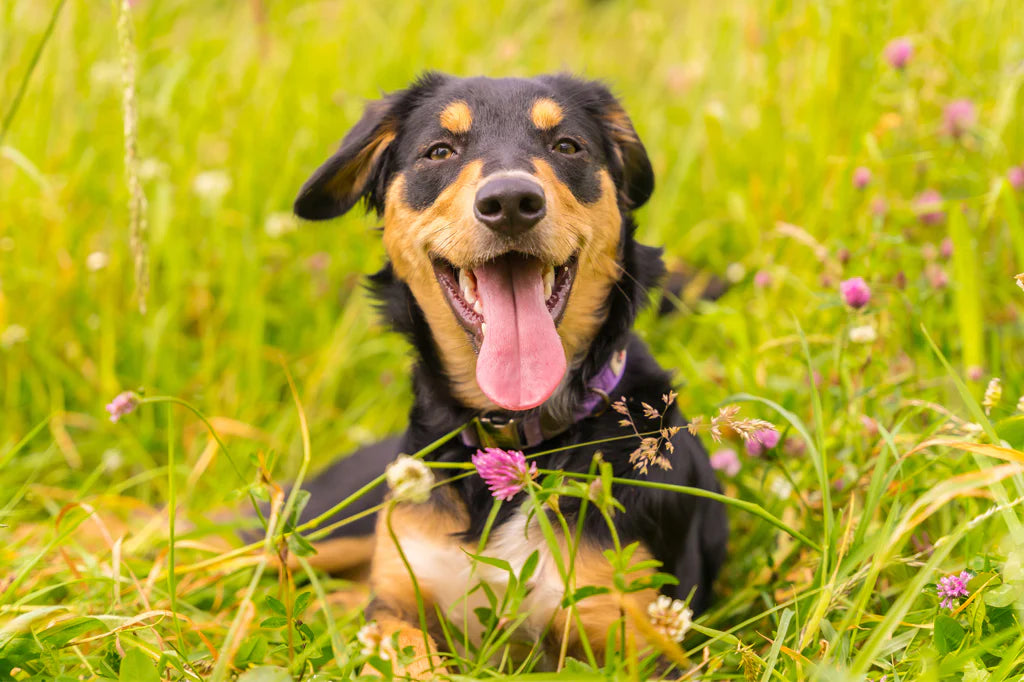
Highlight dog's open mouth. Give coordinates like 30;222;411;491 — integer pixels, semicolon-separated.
433;252;577;411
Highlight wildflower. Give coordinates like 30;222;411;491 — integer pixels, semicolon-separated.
1009;166;1024;191
936;570;971;610
105;391;139;423
852;166;872;190
769;475;793;499
894;270;907;290
0;324;28;349
1017;274;1024;292
926;264;948;290
921;243;938;261
967;365;984;381
86;251;109;271
753;269;772;289
942;99;976;138
860;415;879;437
709;449;741;477
784;437;807;457
192;169;232;201
940;237;953;260
647;595;692;642
982;378;1002;415
836;247;851;265
472;448;538;501
385;455;433;504
307;252;331;272
137;158;168;181
725;262;747;283
356;621;395;660
1017;395;1024;413
839;277;871;309
745;428;780;456
264;211;298;238
883;37;913;69
870;197;889;217
914;189;945;225
849;324;878;344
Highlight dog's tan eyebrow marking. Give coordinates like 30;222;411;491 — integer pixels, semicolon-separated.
440;100;473;134
531;98;563;129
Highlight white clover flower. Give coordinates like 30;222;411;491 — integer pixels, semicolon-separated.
1017;395;1024;414
1016;273;1024;292
138;158;169;181
356;621;394;660
848;324;877;344
1;324;27;349
192;170;232;201
647;595;692;642
385;455;433;504
769;475;793;500
725;262;747;283
264;212;298;238
86;251;109;271
89;60;121;88
982;378;1002;415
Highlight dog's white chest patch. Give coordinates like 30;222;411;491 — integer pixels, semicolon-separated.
398;512;563;643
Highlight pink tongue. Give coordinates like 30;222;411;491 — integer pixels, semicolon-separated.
474;255;566;411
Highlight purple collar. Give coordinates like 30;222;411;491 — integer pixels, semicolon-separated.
461;348;628;450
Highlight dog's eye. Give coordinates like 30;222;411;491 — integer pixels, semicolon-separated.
553;138;580;155
426;144;456;161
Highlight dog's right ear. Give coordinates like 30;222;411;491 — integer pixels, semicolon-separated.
294;97;399;220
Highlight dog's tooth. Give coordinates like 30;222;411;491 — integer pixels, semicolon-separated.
543;267;555;300
473;299;483;316
459;269;477;304
481;322;488;337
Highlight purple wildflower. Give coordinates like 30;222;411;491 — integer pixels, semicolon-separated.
753;269;772;289
105;391;138;423
914;189;945;225
472;448;538;501
709;449;741;477
840;277;871;309
926;264;949;289
745;428;780;456
883;38;913;69
1009;165;1024;191
942;99;976;138
852;166;872;190
940;237;953;260
937;570;971;610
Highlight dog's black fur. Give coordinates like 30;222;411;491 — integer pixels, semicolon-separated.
292;72;728;649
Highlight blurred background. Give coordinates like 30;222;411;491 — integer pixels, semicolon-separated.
1;0;1022;500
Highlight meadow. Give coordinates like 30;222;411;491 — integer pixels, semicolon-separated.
2;0;1024;679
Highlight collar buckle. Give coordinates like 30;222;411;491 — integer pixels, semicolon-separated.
471;413;527;450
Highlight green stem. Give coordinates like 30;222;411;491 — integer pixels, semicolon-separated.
0;0;67;147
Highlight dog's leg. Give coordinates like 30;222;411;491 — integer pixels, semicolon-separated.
361;490;470;678
550;543;659;663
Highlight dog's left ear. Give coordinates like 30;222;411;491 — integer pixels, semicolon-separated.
294;97;399;220
601;103;655;209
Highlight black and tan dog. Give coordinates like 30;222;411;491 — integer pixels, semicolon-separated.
292;73;727;675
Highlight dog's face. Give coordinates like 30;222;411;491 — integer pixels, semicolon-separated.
295;74;653;412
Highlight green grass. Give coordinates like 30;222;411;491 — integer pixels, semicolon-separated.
2;0;1024;678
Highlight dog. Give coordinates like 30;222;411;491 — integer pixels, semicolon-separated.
291;72;728;676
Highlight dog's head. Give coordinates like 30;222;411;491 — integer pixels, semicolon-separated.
295;73;654;412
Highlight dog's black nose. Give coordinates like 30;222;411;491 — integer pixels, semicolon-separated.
474;175;546;236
